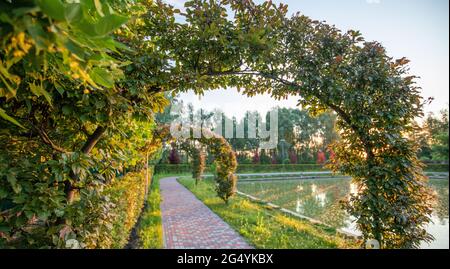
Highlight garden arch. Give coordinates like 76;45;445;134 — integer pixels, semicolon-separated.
158;0;434;249
150;124;238;203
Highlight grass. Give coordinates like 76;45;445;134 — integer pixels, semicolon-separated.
135;174;163;249
178;177;359;249
135;173;190;249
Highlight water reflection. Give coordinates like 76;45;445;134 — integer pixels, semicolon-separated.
238;177;449;249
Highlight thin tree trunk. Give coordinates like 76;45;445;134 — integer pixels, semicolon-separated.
80;126;107;154
66;126;107;203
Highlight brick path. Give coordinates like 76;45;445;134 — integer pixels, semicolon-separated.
160;177;253;249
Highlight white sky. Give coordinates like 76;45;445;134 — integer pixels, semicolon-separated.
167;0;449;120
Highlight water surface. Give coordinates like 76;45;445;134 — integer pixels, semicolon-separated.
237;177;449;249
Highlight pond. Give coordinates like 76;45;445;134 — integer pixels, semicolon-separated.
237;177;449;249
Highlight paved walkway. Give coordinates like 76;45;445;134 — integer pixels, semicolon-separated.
160;177;253;249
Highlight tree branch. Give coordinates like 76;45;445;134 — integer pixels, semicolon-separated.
80;126;107;154
65;125;108;204
201;69;373;152
33;125;68;153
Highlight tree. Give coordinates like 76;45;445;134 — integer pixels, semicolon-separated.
163;0;434;248
252;150;260;164
0;0;171;248
168;147;181;165
432;132;449;161
288;150;298;164
191;148;206;185
424;110;449;162
0;0;436;249
316;150;326;165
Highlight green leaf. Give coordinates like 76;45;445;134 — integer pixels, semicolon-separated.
0;226;11;233
24;16;49;51
0;188;7;199
64;39;86;59
64;3;83;23
74;20;97;36
94;0;105;17
37;211;50;221
0;66;17;97
29;82;53;106
37;0;66;21
54;81;65;95
0;108;25;129
54;209;65;217
24;210;34;219
94;14;128;36
89;67;115;88
7;173;21;194
80;114;89;122
62;105;72;115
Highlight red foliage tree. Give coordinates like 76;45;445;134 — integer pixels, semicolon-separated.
289;150;298;164
328;148;336;161
168;144;181;164
316;150;326;165
252;150;260;164
271;152;278;164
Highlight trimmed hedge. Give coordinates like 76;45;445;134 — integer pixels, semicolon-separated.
108;171;148;248
155;163;326;174
79;171;148;249
236;164;326;173
423;163;449;172
155;163;449;175
155;164;192;174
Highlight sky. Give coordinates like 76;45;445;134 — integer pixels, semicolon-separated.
167;0;449;120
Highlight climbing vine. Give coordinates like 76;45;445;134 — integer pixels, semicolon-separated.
191;147;206;185
197;129;238;203
152;125;238;203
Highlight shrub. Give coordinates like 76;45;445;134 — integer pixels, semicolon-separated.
154;163;326;174
192;148;206;185
155;164;191;174
71;171;148;249
289;151;298;164
201;134;237;203
252;151;260;164
237;153;252;164
424;163;449;172
168;147;181;164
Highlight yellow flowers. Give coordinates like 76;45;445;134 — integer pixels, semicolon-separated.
83;88;90;94
70;61;79;69
8;32;33;59
68;56;91;82
47;45;57;53
13;50;25;58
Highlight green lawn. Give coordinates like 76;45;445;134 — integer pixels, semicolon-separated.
178;177;359;249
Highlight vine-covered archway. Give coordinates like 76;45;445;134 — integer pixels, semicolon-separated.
156;0;434;249
151;125;238;203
